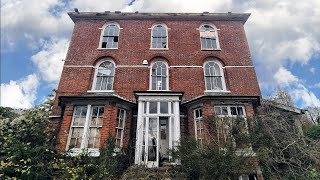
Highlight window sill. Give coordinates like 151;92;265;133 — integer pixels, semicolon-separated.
201;48;221;51
147;90;170;91
87;90;114;93
204;90;230;93
97;48;119;50
149;48;169;51
66;149;100;157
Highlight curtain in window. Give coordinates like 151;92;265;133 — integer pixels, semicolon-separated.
95;61;115;90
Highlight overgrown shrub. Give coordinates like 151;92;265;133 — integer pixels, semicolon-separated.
0;106;131;179
305;125;320;140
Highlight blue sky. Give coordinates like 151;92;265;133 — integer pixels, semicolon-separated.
1;0;320;108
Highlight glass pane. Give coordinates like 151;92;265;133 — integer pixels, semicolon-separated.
148;146;157;161
70;128;83;148
201;38;206;48
116;129;122;139
214;107;221;115
149;118;157;131
149;102;157;114
222;107;228;115
212;39;217;49
215;77;223;90
237;107;244;116
195;109;199;118
78;117;86;126
231;107;237;115
160;102;168;113
206;77;212;90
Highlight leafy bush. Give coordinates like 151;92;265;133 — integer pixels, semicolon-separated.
0;105;131;179
305;125;320;140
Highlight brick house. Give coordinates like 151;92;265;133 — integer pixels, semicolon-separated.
50;11;262;178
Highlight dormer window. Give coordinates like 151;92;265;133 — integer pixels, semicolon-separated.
93;59;115;91
150;60;168;90
151;24;168;49
199;24;220;50
99;23;120;49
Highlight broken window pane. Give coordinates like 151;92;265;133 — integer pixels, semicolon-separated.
101;24;119;48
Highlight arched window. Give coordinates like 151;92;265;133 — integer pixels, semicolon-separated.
150;60;168;90
199;24;220;50
93;59;115;91
151;24;168;49
99;23;120;49
204;60;226;91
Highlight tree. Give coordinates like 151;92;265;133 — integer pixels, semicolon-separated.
252;104;320;179
270;87;294;107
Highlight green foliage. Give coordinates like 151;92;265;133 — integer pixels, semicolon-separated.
121;166;186;180
0;107;19;120
0;105;130;179
0;106;55;179
305;125;320;140
173;115;255;180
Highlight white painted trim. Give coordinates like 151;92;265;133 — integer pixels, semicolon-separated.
223;66;254;68
97;48;119;50
150;23;169;50
149;60;169;91
204;90;231;93
49;115;61;118
149;48;169;51
117;65;148;68
87;90;114;93
170;65;203;68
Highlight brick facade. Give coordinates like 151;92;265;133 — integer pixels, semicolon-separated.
51;11;262;178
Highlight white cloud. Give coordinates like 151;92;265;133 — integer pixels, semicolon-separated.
314;82;320;89
0;74;39;109
309;68;316;75
291;84;320;107
1;0;72;49
244;0;320;66
122;0;232;12
273;67;298;86
31;38;69;83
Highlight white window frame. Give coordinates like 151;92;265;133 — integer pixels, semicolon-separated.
194;108;204;146
66;105;104;156
149;24;169;50
199;24;221;50
115;108;126;149
214;105;251;150
91;59;115;92
98;23;121;49
203;60;227;92
149;60;169;91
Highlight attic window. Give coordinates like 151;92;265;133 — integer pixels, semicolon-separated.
151;24;168;49
199;24;220;50
100;23;120;49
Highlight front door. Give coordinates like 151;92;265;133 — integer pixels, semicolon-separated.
134;94;181;168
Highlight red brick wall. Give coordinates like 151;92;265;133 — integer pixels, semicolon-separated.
51;19;261;116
